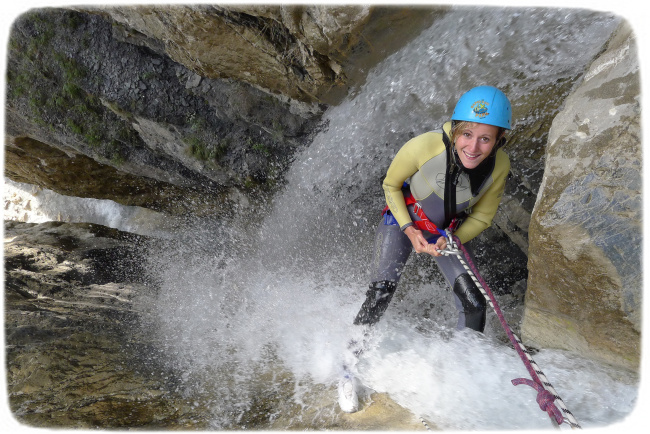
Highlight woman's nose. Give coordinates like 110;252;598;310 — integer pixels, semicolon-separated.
467;139;481;151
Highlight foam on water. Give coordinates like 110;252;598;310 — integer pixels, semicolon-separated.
356;318;637;430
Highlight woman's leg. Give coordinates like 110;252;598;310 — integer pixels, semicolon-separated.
353;217;412;326
433;248;486;332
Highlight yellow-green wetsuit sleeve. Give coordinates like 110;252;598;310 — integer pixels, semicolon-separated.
382;132;441;231
454;149;510;244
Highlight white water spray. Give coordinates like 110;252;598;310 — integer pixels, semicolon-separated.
141;7;635;429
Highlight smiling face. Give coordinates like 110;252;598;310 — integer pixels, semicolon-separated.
453;122;500;169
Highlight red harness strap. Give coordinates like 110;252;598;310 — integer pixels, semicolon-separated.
382;193;457;236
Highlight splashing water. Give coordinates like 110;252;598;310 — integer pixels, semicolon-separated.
138;7;636;429
357;318;637;430
7;6;637;430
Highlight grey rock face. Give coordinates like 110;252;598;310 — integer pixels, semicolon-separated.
522;22;641;372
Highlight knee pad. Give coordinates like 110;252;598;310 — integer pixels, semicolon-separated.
453;274;486;314
453;274;486;332
353;280;397;326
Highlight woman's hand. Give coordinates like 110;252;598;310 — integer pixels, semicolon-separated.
404;226;447;257
430;236;447;257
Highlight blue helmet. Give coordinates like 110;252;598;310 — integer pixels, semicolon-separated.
451;86;512;130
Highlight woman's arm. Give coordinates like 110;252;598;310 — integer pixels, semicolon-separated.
382;133;435;230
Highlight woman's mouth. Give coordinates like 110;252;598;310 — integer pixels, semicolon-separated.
463;150;482;160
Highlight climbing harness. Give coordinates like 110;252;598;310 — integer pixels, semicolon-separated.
382;191;458;238
439;230;582;430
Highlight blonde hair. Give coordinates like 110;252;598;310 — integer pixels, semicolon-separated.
451;121;506;144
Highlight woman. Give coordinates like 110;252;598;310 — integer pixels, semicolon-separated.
339;86;512;412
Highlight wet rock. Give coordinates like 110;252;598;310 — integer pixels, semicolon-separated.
522;22;641;372
5;6;438;216
3;137;224;216
4;220;430;429
5;8;320;215
80;5;439;105
4;220;195;428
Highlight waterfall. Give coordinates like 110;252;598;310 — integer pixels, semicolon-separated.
6;6;636;430
140;7;635;430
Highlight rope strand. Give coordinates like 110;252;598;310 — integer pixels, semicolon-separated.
441;233;581;429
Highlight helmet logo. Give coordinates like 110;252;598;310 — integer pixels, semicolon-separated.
471;100;489;119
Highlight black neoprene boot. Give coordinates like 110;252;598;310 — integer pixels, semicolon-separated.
353;280;397;326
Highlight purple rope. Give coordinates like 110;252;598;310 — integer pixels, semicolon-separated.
512;378;564;425
452;236;565;426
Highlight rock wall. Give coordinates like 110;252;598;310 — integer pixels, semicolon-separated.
4;8;319;217
79;5;438;105
5;6;438;217
522;21;641;372
81;4;371;104
3;221;184;427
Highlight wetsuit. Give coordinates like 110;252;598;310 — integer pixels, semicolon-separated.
354;121;510;331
